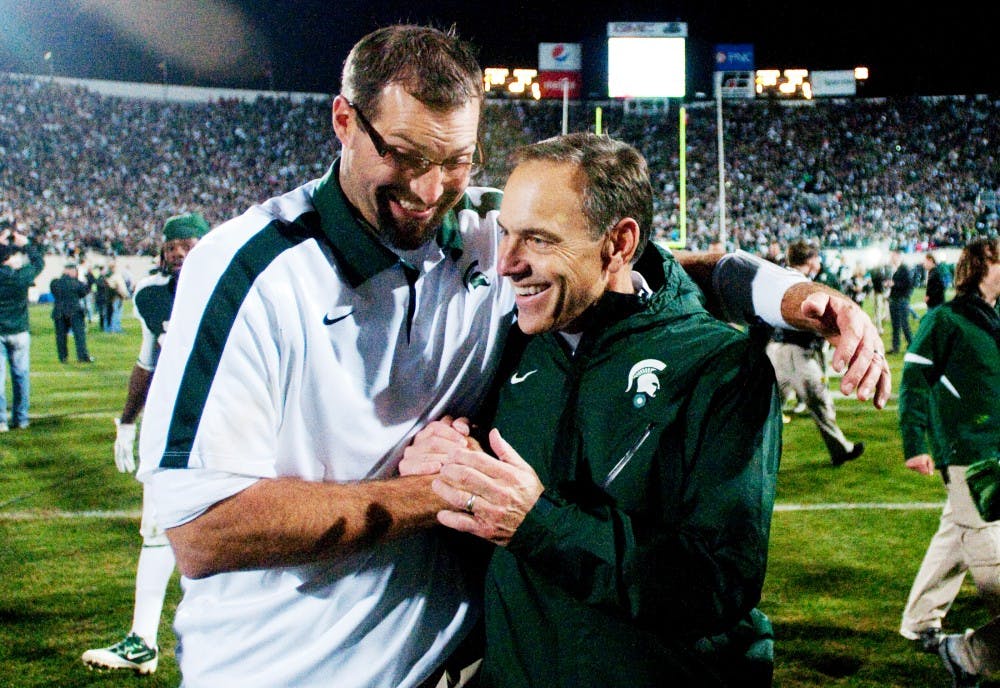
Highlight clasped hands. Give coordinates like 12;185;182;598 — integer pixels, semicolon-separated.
399;416;543;546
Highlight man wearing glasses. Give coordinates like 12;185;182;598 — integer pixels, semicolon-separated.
137;24;887;688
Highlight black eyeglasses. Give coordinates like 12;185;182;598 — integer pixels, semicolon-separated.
347;100;482;179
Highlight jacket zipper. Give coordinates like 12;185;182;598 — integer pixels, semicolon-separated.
602;423;653;488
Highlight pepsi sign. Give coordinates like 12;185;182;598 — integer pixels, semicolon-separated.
539;43;581;71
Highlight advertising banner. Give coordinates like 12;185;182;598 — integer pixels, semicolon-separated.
714;44;754;71
607;22;687;37
537;71;582;99
538;43;581;71
811;70;857;96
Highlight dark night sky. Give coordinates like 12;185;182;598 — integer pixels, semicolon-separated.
0;0;995;98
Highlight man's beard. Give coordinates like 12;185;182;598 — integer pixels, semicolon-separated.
372;186;460;251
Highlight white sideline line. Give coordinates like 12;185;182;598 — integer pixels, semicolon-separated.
774;502;942;512
0;510;141;520
0;504;945;520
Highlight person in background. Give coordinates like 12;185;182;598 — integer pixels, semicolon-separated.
924;252;946;311
81;213;209;675
103;257;131;333
93;262;112;331
49;260;93;364
897;238;1000;688
78;256;99;324
870;261;890;334
764;240;785;267
402;133;783;687
0;224;44;432
134;24;888;688
888;249;915;353
766;240;865;466
848;263;872;308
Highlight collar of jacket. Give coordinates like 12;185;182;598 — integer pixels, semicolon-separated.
557;243;708;356
949;292;1000;347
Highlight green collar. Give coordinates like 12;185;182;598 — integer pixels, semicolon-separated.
311;160;465;287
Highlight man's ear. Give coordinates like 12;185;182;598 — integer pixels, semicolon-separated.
331;95;353;145
604;218;641;274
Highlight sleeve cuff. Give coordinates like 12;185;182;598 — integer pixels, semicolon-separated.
713;251;808;329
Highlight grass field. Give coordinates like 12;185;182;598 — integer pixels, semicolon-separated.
0;293;994;687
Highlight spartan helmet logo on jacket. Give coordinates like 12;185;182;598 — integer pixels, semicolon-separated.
627;359;667;408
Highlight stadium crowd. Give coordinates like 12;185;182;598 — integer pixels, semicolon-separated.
1;74;998;259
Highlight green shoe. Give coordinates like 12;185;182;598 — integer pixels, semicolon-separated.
82;632;158;674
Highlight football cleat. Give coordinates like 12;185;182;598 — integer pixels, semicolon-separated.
82;632;158;674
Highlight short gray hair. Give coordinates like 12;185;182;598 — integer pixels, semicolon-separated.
511;133;653;262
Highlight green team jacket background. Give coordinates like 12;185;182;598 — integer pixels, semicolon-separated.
899;296;1000;466
0;244;44;334
479;245;783;688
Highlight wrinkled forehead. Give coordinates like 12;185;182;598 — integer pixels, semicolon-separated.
370;85;481;153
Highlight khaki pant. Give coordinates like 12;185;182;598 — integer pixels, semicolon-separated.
900;466;1000;638
872;292;889;334
765;342;854;461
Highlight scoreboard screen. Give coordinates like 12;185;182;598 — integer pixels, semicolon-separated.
607;22;687;99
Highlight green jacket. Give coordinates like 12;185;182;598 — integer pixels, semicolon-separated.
0;244;44;334
899;294;1000;466
479;245;782;688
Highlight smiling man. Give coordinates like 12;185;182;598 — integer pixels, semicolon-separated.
499;159;611;335
136;24;887;688
406;134;782;687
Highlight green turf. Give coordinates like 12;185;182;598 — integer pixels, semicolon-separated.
1;292;992;686
1;306;181;687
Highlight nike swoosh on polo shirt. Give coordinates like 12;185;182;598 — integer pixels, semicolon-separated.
323;309;355;325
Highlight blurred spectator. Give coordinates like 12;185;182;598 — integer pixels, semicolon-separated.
95;263;112;331
847;263;872;307
869;261;891;334
49;260;93;363
0;225;44;431
764;240;786;266
924;252;946;310
888;250;915;353
101;258;131;333
83;260;102;323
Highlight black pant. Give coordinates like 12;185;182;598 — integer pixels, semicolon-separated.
889;298;912;352
52;311;90;362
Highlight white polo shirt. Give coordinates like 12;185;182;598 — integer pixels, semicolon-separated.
137;161;513;688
